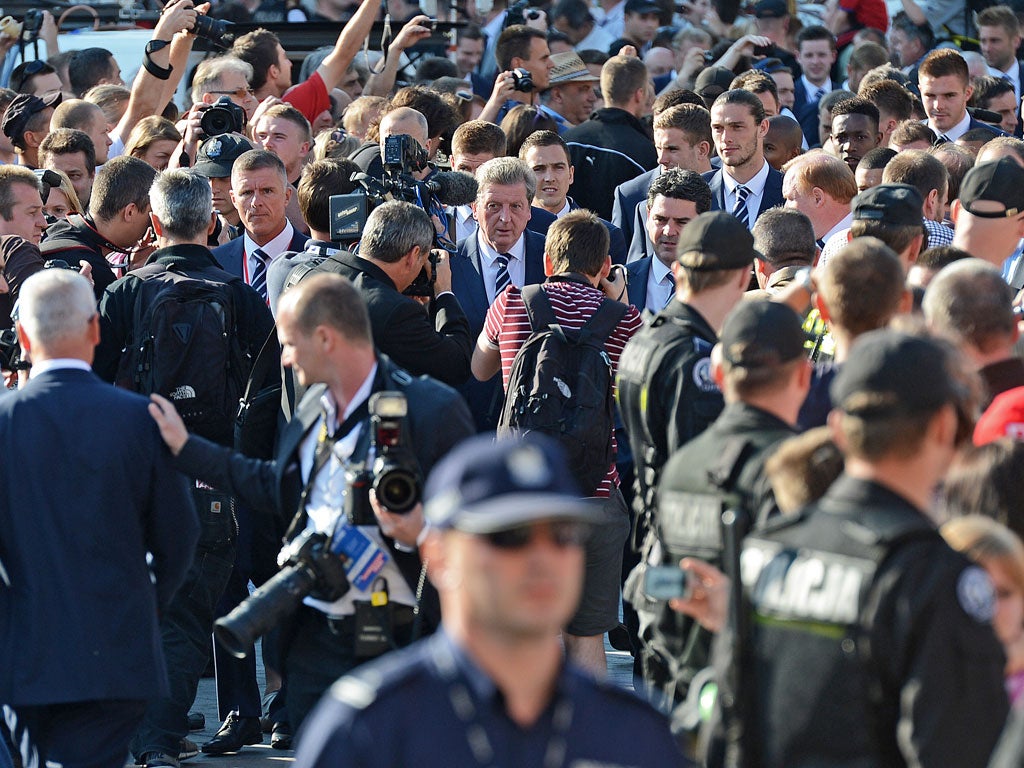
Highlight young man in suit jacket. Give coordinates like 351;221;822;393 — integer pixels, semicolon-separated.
0;269;197;768
452;157;547;431
704;89;785;231
148;273;475;735
212;150;309;301
920;49;1008;144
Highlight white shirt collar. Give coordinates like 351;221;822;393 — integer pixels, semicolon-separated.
553;199;571;218
801;75;832;101
821;211;854;243
319;362;378;435
30;358;92;376
928;110;972;142
723;158;770;197
990;59;1020;84
243;220;294;262
651;253;673;283
478;229;526;265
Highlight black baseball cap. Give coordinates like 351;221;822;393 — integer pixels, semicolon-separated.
719;299;806;368
676;211;759;271
831;330;960;417
958;158;1024;219
851;184;923;226
625;0;660;14
192;134;254;178
2;91;61;144
754;0;788;18
424;434;594;534
695;67;736;96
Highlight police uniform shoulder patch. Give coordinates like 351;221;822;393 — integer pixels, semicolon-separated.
957;565;995;623
692;357;717;393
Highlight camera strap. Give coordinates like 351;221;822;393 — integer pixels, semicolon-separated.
296;400;371;522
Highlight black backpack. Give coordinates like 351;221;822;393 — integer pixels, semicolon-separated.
116;265;249;444
497;283;627;496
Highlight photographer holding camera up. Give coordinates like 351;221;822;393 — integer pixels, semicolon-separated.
479;25;555;124
148;272;475;735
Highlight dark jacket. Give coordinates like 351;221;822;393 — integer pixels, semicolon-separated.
565;108;658;220
321;251;473;387
212;228;310;278
0;367;197;705
93;244;277;435
173;355;475;627
704;165;785;223
39;215;120;299
525;201;628;264
612;168;658;248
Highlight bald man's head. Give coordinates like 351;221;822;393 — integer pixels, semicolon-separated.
379;106;429;150
764;115;803;171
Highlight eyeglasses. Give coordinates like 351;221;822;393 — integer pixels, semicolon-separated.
12;59;46;92
479;520;588;551
208;87;255;99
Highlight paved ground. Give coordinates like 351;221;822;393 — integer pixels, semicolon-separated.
182;636;635;766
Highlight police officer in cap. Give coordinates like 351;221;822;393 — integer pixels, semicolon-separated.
679;330;1009;767
294;433;687;767
627;299;811;718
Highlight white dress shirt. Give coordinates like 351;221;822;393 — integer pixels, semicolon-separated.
645;256;674;311
242;221;295;286
801;75;832;107
990;59;1021;102
928;110;972;143
477;230;527;304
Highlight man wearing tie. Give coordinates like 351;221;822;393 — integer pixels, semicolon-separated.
452;157;546;430
626;168;712;312
978;6;1022;112
212;150;309;301
791;26;837;145
704;89;785;232
920;49;1005;144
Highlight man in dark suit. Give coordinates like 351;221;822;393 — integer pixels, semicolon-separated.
311;200;473;387
518;130;627;263
704;89;785;230
920;49;1007;145
148;272;475;735
791;26;838;146
0;269;197;768
626;169;713;312
212;150;309;301
451;157;546;430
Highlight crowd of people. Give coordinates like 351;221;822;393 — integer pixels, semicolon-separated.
5;0;1024;764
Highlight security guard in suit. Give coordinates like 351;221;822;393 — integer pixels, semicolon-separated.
680;331;1008;768
626;300;810;718
148;272;475;734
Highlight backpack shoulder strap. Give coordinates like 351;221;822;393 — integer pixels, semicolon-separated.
580;298;628;346
520;284;557;333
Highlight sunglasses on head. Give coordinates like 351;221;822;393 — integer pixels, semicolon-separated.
479;520;589;550
12;59;46;92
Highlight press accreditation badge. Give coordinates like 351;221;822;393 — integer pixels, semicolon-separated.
332;525;389;591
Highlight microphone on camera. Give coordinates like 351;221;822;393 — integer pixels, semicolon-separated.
424;171;478;206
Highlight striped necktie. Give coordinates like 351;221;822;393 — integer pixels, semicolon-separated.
495;252;512;297
732;185;750;229
251;248;268;302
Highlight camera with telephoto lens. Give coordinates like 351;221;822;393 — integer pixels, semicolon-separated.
510;67;534;92
192;15;235;47
200;96;246;137
213;528;350;658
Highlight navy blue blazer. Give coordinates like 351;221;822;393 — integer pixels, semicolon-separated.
932;116;1007;141
526;203;627;265
703;165;785;223
612;168;658;248
792;79;826;147
452;229;547;431
626;256;652;312
212;228;310;278
0;368;197;706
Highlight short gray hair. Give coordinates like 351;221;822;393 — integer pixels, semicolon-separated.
150;170;213;241
18;269;96;348
360;200;434;263
475;156;536;203
191;56;254;105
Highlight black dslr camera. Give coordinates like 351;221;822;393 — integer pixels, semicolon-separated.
192;15;235;47
345;392;423;525
213;528;350;658
510;67;534;92
0;259;82;373
22;9;44;38
200;96;246;137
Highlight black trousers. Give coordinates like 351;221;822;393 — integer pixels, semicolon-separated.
5;699;147;768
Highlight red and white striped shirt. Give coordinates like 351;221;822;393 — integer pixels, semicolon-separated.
483;279;644;497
